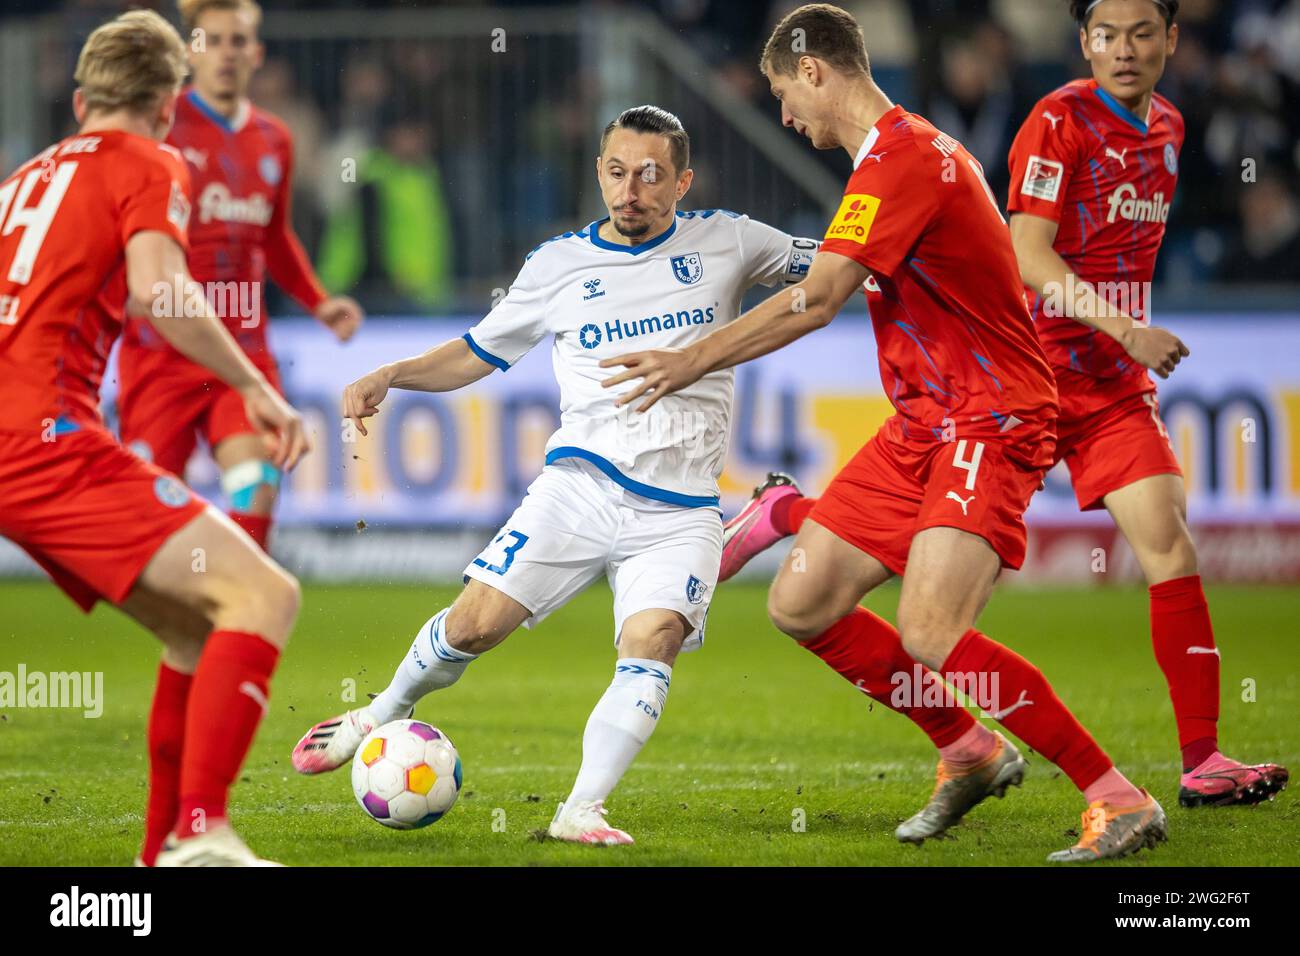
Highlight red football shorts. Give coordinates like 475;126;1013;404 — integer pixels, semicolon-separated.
0;421;206;611
117;345;282;476
809;415;1054;575
1054;368;1182;511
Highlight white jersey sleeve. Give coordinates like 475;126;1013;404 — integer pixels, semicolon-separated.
462;258;549;370
736;215;819;288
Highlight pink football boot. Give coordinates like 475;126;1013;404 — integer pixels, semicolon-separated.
719;473;803;582
1179;751;1288;807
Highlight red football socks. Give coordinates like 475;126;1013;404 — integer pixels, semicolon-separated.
1150;575;1221;771
141;662;193;865
772;495;817;537
228;511;272;551
174;631;280;839
802;607;976;748
942;629;1116;793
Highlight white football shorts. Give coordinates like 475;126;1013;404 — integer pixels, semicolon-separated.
462;458;721;651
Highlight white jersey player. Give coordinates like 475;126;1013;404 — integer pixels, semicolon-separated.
291;106;816;844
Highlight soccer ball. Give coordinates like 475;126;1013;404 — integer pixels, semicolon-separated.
351;719;462;829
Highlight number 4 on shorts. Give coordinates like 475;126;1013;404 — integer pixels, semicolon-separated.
952;439;985;492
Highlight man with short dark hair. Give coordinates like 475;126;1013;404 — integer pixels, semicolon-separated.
291;105;821;845
601;3;1167;862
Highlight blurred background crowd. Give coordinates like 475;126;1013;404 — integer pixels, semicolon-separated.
2;0;1298;313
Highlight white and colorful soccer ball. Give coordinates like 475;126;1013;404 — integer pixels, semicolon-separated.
351;719;462;829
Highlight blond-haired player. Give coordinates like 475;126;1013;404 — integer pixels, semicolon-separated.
0;9;309;866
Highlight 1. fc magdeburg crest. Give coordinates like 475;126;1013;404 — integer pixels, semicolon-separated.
671;252;703;285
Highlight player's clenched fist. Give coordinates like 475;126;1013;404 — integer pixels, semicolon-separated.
240;382;311;470
1119;325;1190;379
343;366;394;436
316;295;365;343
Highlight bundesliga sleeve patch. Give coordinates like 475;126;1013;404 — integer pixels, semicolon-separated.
824;194;881;245
1020;156;1064;203
167;180;191;231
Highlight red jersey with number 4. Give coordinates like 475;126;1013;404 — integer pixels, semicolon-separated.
1007;79;1183;384
820;105;1057;461
0;131;190;432
121;88;324;363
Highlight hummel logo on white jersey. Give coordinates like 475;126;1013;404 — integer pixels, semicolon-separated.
945;491;975;515
991;690;1034;720
1042;111;1063;130
1105;147;1128;169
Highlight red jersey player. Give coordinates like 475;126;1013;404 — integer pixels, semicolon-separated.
1006;0;1285;806
0;10;308;866
117;0;363;551
601;3;1165;861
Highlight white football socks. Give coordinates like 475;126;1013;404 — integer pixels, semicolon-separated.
565;658;673;805
369;609;476;725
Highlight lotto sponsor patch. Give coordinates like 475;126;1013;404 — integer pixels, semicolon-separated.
1020;156;1064;203
825;194;881;245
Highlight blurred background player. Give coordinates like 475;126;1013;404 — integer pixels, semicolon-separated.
1006;0;1286;806
0;10;309;865
117;0;363;552
291;106;818;845
602;2;1166;862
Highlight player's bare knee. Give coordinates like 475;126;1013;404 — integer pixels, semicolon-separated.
160;636;205;674
251;567;300;647
896;597;961;667
444;599;515;655
767;586;837;642
619;612;687;662
1143;529;1199;584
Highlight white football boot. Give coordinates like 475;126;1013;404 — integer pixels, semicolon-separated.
547;800;634;845
154;825;283;867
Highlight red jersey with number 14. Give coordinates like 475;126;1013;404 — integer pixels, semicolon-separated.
1008;79;1183;384
0;131;190;432
819;105;1057;463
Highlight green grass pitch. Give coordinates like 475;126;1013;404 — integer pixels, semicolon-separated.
1;579;1296;866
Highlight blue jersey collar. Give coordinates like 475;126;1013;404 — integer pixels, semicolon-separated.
585;217;676;255
185;88;250;133
1093;84;1149;136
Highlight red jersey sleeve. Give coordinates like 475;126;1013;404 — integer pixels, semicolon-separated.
819;143;938;279
118;143;191;251
264;135;328;313
1007;101;1082;223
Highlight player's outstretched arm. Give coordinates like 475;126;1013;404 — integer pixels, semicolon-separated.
600;250;867;412
125;230;310;470
342;338;495;436
1009;212;1189;379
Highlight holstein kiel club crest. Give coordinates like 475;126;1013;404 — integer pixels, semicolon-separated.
671;252;703;285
